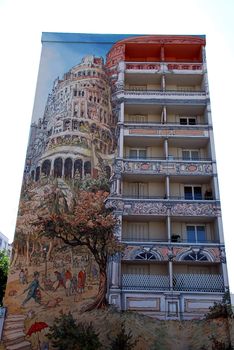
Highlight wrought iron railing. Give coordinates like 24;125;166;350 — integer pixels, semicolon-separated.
173;273;224;292
122;274;169;290
122;273;224;293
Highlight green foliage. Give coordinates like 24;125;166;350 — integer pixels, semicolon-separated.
48;312;102;350
0;250;9;305
73;173;110;193
205;288;233;319
109;321;138;350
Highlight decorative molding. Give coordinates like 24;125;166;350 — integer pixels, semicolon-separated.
118;160;213;176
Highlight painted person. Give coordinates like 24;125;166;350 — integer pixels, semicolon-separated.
53;271;66;291
65;269;72;296
77;268;86;294
22;271;43;306
19;269;25;284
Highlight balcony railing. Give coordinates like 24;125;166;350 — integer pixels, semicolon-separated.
173;273;224;292
125;62;203;72
114;158;213;177
122;274;169;290
122;195;214;201
124;121;208;126
113;87;207;100
121;236;220;244
106;197;221;217
122;273;224;293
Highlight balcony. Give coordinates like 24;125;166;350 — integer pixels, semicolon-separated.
114;158;213;177
122;273;224;293
113;88;207;104
125;62;203;74
121;236;220;245
123;124;209;138
107;196;220;218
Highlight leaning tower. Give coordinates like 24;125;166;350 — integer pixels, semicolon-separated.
26;55;115;181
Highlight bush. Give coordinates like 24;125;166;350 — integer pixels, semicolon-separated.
48;312;101;350
205;289;233;319
109;321;138;350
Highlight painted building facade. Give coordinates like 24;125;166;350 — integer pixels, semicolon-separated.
1;33;230;349
106;35;228;319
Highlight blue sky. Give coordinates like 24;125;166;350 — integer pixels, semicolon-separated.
0;0;234;292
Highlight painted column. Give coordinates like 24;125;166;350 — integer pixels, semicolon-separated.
161;75;166;92
217;216;224;244
111;255;121;288
166;176;170;199
220;247;229;288
167;215;171;241
117;61;125;88
164;138;168;158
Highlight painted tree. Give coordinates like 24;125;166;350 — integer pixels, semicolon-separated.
38;189;123;310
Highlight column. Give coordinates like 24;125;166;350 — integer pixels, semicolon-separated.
110;255;121;288
117;61;125;89
164;138;169;158
220;247;229;288
161;75;166;92
217;216;224;244
165;176;170;199
167;215;171;241
120;102;124;123
169;260;173;291
119;126;124;158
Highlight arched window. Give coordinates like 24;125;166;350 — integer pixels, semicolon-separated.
135;252;157;260
183;252;208;262
84;161;91;176
64;158;72;179
74;159;83;179
35;166;40;181
54;158;63;178
31;170;35;180
41;160;51;176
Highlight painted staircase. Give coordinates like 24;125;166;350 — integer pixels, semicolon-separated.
2;314;31;350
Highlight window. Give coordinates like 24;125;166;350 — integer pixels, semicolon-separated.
135;252;157;260
129;148;147;159
127;222;149;241
127;115;148;123
179;117;196;125
184;186;202;200
127;182;148;198
182;150;200;160
187;225;206;243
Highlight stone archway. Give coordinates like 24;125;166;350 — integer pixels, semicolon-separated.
41;159;51;176
54;158;63;178
64;158;72;179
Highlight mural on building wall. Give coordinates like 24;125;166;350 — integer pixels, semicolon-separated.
3;33;132;350
2;33;232;350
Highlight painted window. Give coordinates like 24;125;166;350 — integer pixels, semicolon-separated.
179;117;196;125
184;186;202;200
182;149;200;160
187;225;206;243
129;148;147;159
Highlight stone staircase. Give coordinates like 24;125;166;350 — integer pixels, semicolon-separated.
2;314;31;350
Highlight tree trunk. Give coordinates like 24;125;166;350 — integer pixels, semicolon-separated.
26;239;30;266
10;245;18;267
83;266;108;311
47;240;54;261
